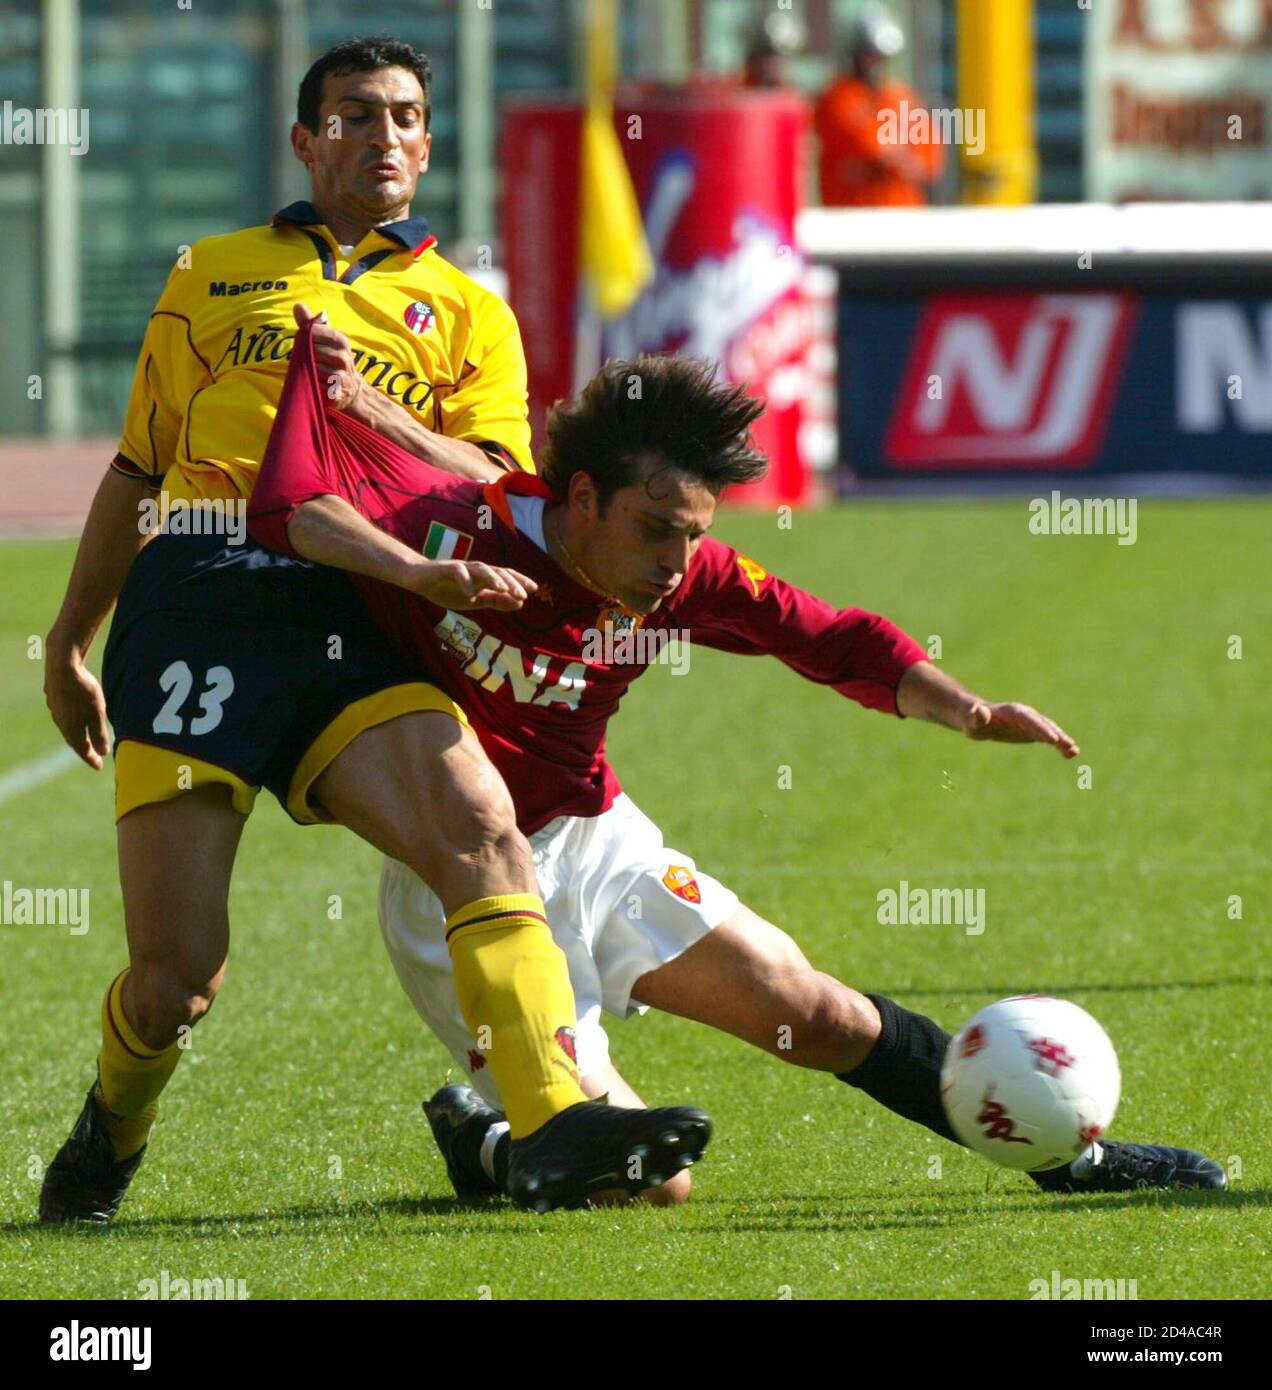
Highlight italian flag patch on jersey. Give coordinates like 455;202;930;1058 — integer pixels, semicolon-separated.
422;521;474;561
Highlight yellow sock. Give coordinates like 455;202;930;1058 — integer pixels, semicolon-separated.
96;970;183;1159
447;894;587;1138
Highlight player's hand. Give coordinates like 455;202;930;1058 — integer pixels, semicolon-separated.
293;302;366;415
44;644;111;770
410;560;538;612
963;701;1079;758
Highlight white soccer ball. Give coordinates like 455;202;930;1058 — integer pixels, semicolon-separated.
940;996;1121;1172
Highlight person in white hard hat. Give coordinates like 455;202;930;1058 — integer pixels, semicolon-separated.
742;9;806;89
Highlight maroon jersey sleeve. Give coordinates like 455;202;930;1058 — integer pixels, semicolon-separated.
673;538;929;715
247;318;444;556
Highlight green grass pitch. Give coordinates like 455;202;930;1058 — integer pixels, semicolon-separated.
1;499;1267;1300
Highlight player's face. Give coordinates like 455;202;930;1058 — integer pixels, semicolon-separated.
571;465;718;616
293;65;430;228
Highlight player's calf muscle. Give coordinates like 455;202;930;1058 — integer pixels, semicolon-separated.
632;910;881;1072
715;967;874;1071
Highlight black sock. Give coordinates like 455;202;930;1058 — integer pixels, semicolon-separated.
837;993;962;1146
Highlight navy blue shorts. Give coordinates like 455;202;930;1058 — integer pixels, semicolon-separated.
102;532;458;823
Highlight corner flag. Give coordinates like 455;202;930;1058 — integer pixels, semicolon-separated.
578;0;653;321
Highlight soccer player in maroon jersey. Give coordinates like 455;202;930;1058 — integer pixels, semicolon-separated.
248;318;1226;1202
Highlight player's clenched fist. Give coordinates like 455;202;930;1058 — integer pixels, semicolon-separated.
293;302;365;414
411;559;538;612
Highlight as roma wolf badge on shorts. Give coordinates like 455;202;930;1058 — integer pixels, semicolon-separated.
662;865;702;904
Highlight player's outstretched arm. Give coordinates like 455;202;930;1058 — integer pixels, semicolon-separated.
286;494;535;612
45;467;156;769
292;304;508;482
896;660;1079;758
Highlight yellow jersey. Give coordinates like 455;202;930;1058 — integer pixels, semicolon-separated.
112;200;534;502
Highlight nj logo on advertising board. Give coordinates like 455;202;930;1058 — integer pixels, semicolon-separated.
884;293;1137;467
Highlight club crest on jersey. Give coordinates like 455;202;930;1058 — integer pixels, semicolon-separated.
404;300;436;335
737;554;768;598
422;521;474;562
601;605;642;634
437;611;481;665
662;865;702;904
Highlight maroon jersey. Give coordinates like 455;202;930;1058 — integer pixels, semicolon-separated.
250;321;929;833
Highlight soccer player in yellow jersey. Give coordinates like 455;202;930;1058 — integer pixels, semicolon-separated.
39;37;711;1219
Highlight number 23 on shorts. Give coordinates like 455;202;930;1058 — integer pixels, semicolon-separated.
152;660;236;736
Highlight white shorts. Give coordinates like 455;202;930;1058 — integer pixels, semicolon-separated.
378;793;740;1109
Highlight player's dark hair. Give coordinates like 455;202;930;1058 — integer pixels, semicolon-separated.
297;37;432;134
541;355;768;512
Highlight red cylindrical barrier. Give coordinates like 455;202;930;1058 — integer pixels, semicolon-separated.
502;84;814;506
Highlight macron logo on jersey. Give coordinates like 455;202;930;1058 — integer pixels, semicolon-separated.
435;611;588;710
209;279;289;296
884;293;1135;468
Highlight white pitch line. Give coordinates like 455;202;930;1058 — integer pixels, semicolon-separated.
0;746;80;805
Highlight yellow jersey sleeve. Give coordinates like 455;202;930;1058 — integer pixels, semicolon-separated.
112;265;189;485
439;291;535;473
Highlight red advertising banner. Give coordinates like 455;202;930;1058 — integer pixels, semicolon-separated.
502;85;815;505
883;293;1139;468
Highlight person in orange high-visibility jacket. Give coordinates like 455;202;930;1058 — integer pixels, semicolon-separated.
814;7;945;208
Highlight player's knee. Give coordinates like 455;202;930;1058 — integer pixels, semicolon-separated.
412;788;534;903
127;960;224;1046
444;811;533;906
644;1169;693;1206
456;796;529;877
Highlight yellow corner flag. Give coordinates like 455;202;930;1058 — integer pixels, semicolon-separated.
579;0;653;320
